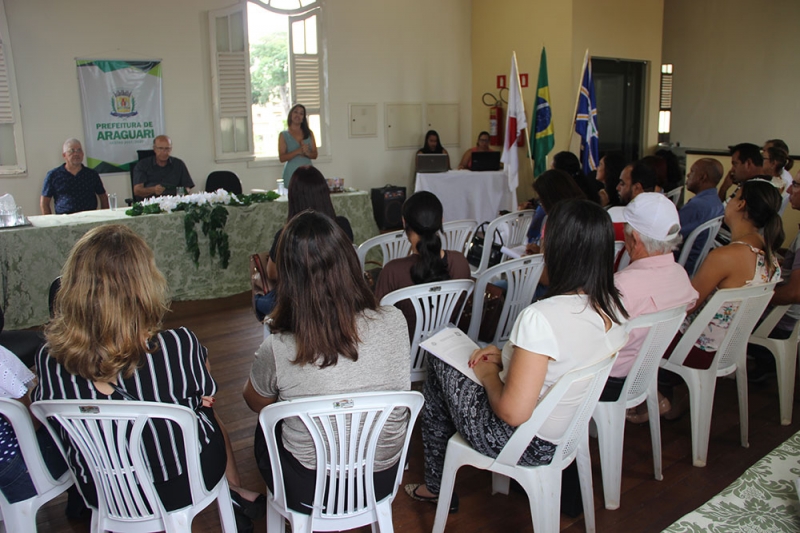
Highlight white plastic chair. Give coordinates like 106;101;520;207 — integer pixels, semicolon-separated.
0;398;72;533
356;230;411;272
677;216;723;278
665;187;682;207
440;219;477;255
749;304;800;425
432;353;620;533
258;391;424;533
380;280;474;382
591;305;687;510
470;210;534;277
466;255;545;348
30;400;237;533
660;281;777;467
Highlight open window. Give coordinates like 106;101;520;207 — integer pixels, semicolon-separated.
0;0;26;175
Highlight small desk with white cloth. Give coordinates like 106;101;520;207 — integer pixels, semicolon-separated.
415;170;515;224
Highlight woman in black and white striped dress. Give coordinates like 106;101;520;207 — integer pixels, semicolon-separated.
33;224;263;518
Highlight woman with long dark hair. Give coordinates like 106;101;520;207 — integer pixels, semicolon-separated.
254;166;353;318
374;191;471;329
525;169;586;254
552;151;601;204
405;199;628;511
596;151;626;207
416;130;450;171
278;104;318;185
457;131;493;170
243;211;411;514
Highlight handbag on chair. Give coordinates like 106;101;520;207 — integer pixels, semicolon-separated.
466;222;504;269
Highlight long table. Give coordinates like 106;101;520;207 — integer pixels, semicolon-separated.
0;191;378;330
663;430;800;532
415;170;516;224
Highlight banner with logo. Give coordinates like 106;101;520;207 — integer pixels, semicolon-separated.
76;59;163;174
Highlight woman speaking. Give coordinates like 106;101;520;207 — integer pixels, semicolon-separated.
278;104;318;185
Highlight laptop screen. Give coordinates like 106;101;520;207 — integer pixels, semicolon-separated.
471;151;501;171
417;153;449;173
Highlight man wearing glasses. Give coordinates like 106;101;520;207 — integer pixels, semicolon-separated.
133;135;194;198
40;138;109;214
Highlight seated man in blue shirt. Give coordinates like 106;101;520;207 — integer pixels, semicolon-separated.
677;158;725;273
40;139;109;214
133;135;194;198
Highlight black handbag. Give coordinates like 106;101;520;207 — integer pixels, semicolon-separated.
466;222;504;269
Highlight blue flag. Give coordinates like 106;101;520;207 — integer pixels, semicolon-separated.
574;56;599;172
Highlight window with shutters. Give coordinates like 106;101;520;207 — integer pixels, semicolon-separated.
0;0;26;174
210;0;326;163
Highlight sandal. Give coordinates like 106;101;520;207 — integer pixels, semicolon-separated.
404;483;459;513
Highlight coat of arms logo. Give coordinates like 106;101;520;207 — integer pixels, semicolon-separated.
110;89;137;118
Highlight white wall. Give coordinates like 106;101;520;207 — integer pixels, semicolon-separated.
663;0;800;151
0;0;472;215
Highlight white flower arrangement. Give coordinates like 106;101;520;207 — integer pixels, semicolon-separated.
140;189;235;214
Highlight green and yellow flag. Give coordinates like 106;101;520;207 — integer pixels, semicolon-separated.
531;48;554;178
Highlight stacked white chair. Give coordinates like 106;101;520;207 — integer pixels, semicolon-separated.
591;305;687;510
676;215;724;278
749;304;800;425
0;398;72;533
31;400;237;533
659;281;777;466
258;391;424;533
432;353;620;533
380;280;473;382
467;255;545;348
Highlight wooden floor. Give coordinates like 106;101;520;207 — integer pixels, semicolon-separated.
30;293;800;533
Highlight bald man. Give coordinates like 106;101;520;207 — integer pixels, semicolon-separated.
133;135;194;198
677;158;725;274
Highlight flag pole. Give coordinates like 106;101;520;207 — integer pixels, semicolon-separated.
569;48;590;147
513;51;535;179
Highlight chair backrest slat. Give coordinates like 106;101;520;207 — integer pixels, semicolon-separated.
677;216;724;277
623;305;688;401
380;280;474;381
441;219;478;255
259;391;424;527
357;230;411;271
468;255;545;346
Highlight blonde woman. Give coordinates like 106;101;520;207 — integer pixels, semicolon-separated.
34;225;264;524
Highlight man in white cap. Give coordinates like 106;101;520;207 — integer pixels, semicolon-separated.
603;193;698;420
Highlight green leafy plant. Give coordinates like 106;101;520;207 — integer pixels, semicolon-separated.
126;191;281;268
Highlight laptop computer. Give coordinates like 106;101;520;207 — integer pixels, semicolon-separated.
417;153;449;173
471;151;501;171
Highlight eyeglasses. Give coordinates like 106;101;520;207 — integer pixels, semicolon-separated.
791;181;800;188
65;148;83;154
154;146;172;152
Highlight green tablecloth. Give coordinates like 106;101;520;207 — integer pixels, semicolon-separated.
663;431;800;532
0;191;378;330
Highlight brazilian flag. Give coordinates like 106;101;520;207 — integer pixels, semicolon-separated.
531;48;554;178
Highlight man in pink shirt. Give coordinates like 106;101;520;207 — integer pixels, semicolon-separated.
600;193;698;404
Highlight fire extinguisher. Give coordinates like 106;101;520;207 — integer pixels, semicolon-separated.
483;92;505;146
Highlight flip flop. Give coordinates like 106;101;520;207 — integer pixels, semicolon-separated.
404;483;459;513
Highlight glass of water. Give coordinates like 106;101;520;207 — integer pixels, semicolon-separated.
108;193;117;210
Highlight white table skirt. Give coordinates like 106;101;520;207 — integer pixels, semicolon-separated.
415;170;515;224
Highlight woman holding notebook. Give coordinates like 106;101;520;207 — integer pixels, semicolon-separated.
405;199;628;512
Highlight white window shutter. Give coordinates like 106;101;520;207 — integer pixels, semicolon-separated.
0;40;13;124
209;4;255;162
288;8;321;115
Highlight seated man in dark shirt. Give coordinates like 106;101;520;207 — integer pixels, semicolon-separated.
40;138;109;214
133;135;194;198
